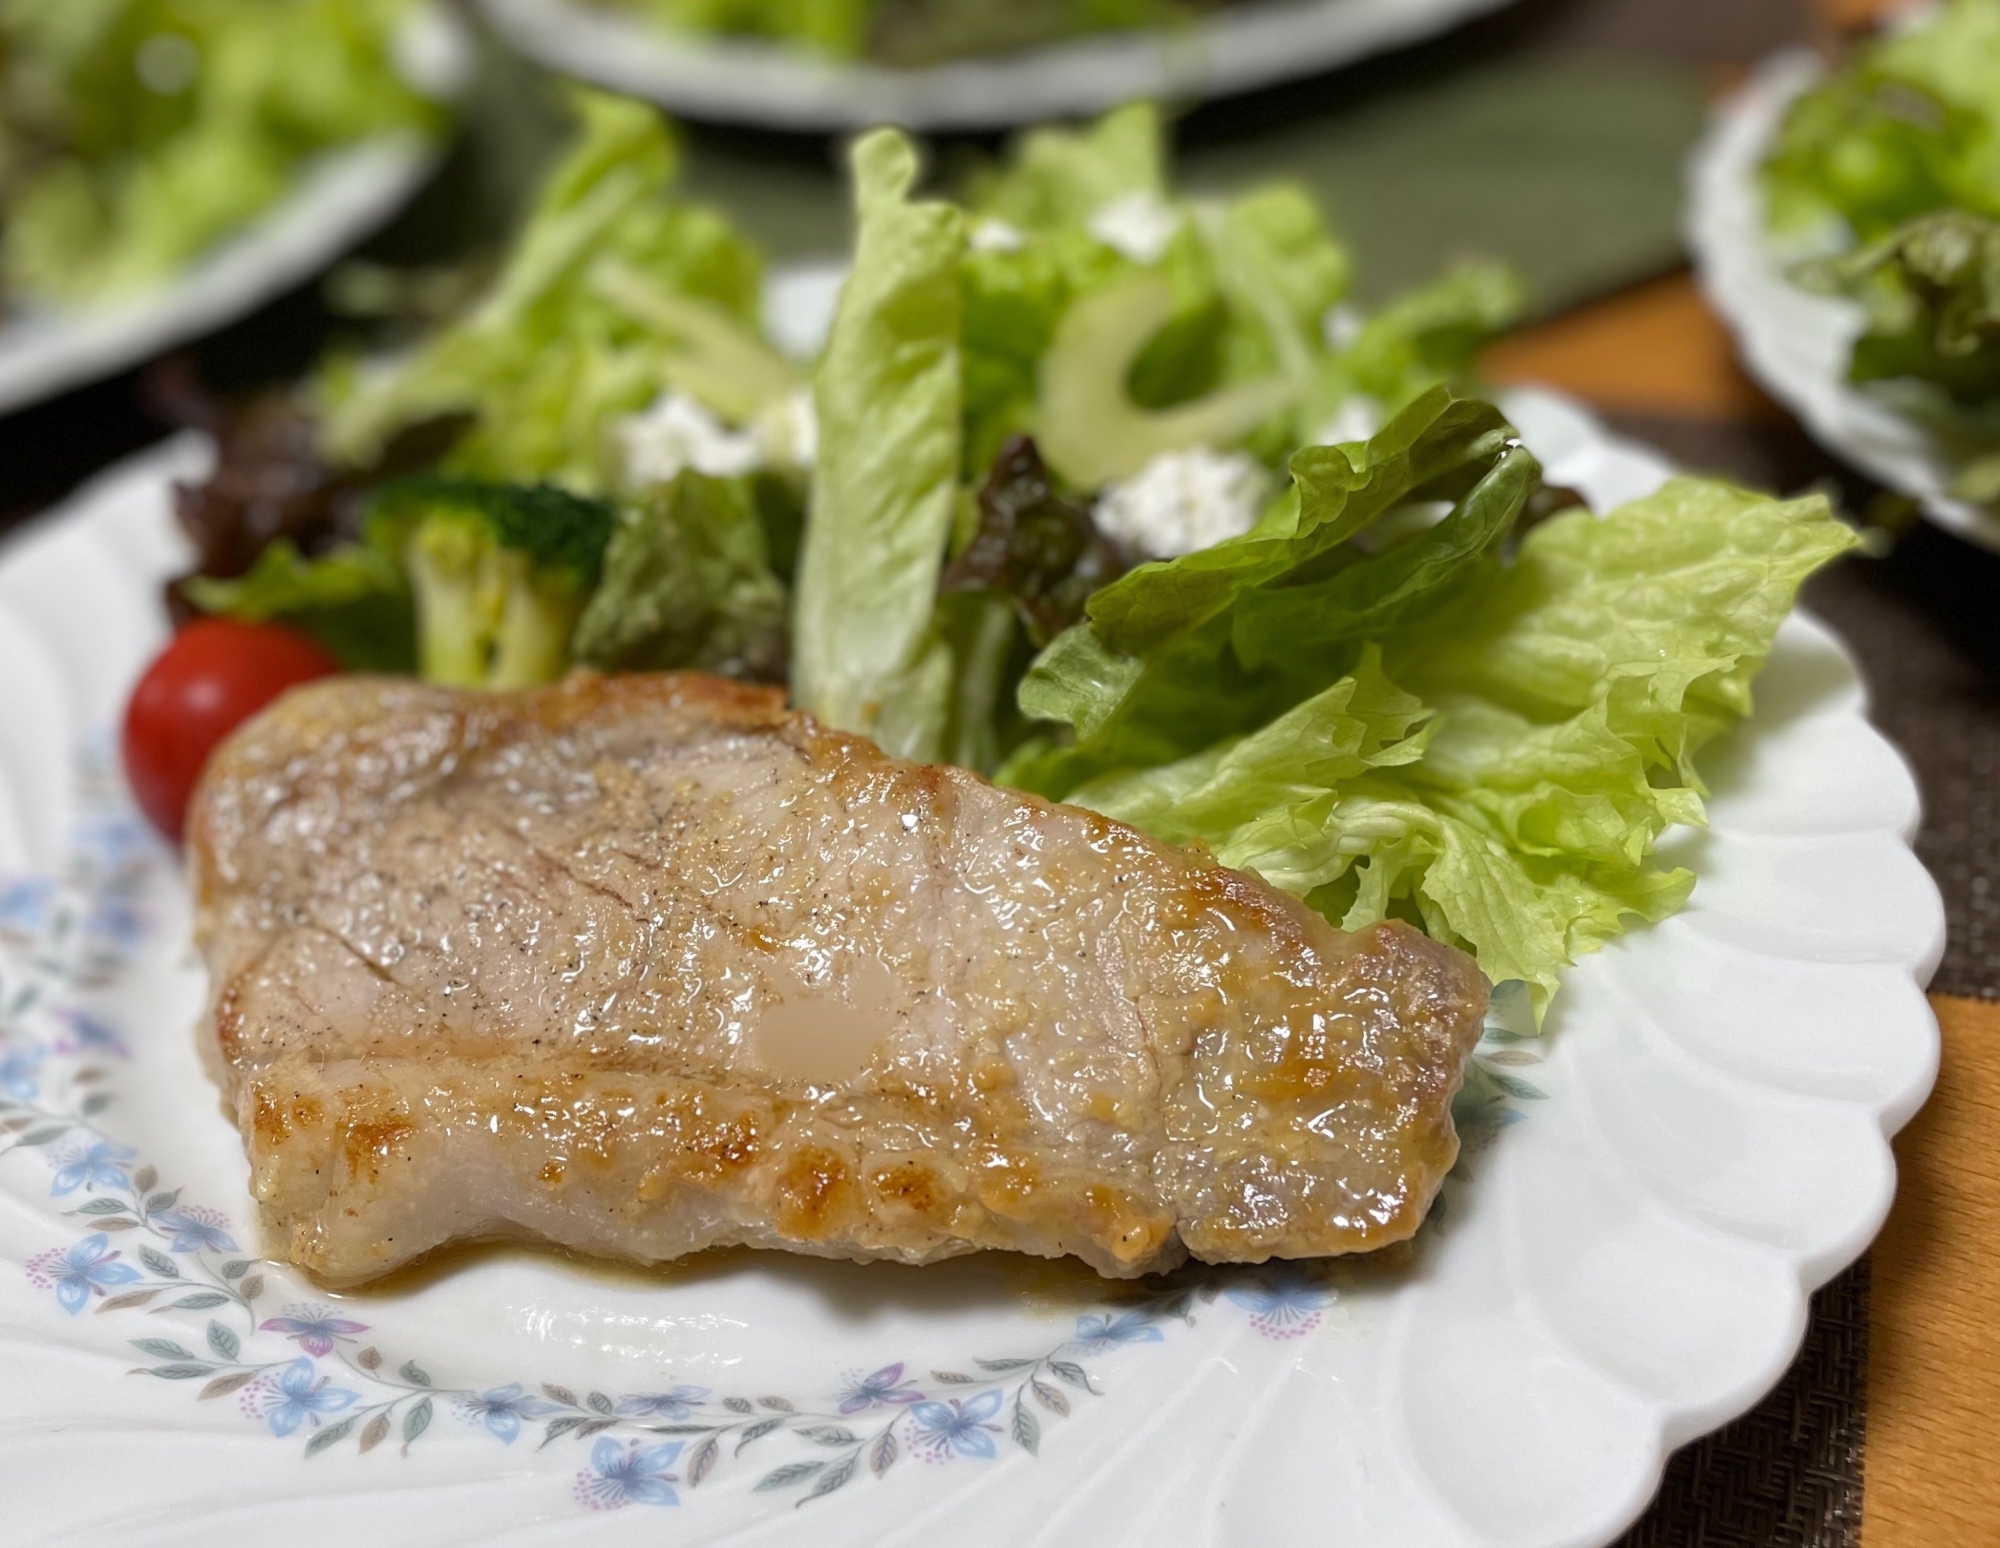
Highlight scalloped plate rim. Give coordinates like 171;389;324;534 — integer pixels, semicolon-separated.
0;389;1943;1548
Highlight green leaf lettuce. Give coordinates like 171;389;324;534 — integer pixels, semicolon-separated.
1070;476;1860;1015
788;128;966;759
1008;388;1540;795
179;538;412;673
573;469;788;679
1762;0;2000;241
1;0;441;303
318;89;764;491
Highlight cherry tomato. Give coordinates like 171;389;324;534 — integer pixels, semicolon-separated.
123;618;341;842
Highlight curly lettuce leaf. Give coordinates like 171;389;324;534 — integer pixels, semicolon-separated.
180;538;413;672
319;90;763;490
970;102;1166;230
1075;643;1434;870
1076;477;1858;1015
1393;479;1862;791
572;470;787;679
789;128;966;759
1008;389;1538;794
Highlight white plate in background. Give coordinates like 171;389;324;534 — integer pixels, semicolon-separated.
1687;46;2000;551
0;5;470;419
477;0;1516;131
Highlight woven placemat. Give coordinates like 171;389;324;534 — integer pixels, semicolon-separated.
1806;531;2000;1002
1614;1261;1870;1548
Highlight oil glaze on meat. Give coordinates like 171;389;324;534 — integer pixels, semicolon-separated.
187;673;1489;1287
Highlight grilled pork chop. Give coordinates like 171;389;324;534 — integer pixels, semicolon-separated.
188;673;1488;1286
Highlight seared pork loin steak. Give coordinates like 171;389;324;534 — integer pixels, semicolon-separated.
188;672;1489;1286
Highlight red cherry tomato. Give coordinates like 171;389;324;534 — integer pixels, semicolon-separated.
122;618;341;842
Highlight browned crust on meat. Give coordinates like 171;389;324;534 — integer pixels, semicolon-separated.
189;671;1490;1285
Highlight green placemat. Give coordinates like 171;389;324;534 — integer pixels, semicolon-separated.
666;49;1707;316
1182;53;1707;311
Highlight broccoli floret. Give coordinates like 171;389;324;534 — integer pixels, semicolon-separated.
374;480;615;690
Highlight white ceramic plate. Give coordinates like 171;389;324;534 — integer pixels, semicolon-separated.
1687;46;2000;551
475;0;1515;131
0;7;470;419
0;389;1940;1547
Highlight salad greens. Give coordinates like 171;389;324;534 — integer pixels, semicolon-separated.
1024;440;1855;1015
320;90;778;492
195;90;799;688
573;470;790;679
1068;477;1853;1014
1803;209;2000;502
938;436;1125;648
0;0;440;305
1007;390;1540;795
956;104;1365;481
1764;0;2000;241
177;95;1858;1016
790;129;966;761
1766;0;2000;504
588;0;1220;67
181;538;414;673
792;108;1856;1013
1831;211;2000;399
793;105;1518;760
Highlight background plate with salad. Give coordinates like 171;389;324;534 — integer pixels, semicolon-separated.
0;0;467;416
1691;0;2000;549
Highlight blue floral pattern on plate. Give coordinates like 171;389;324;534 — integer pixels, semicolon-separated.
457;1384;566;1443
24;1232;141;1313
575;1437;684;1510
2;748;1529;1513
243;1358;361;1437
